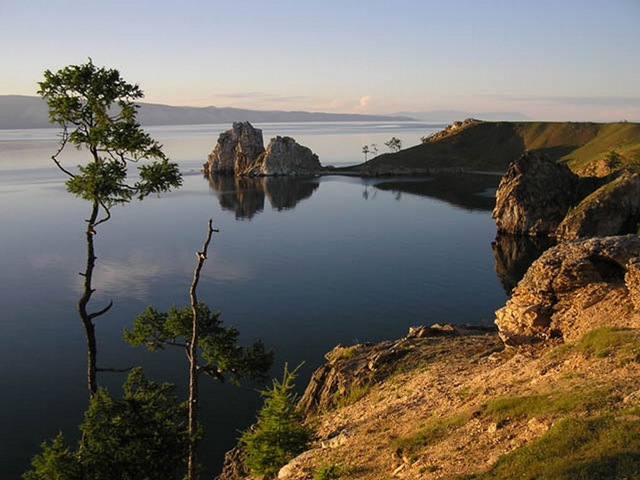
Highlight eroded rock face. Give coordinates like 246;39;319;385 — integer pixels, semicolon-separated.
206;122;265;175
495;235;640;345
493;153;640;240
205;124;320;177
556;171;640;241
246;136;321;176
492;153;581;236
297;324;495;415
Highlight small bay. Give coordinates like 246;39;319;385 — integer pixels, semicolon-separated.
0;122;508;478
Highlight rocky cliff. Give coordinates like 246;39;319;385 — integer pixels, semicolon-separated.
495;235;640;346
491;153;584;236
204;123;321;177
492;153;640;239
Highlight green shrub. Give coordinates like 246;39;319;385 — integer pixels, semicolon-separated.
241;364;313;475
313;461;345;480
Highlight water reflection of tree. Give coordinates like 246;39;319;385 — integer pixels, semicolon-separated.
492;234;556;294
207;176;319;219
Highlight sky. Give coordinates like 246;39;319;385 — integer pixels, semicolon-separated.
1;0;639;121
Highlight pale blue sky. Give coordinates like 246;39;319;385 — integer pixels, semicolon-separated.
1;0;638;120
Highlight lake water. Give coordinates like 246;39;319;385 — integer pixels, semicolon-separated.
0;122;512;478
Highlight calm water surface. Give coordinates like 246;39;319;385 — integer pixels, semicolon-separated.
0;122;510;478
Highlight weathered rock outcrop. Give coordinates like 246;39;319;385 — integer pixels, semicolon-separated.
495;235;640;345
493;153;640;239
492;153;583;236
556;171;640;241
298;324;496;416
245;136;321;176
205;123;320;177
206;122;265;175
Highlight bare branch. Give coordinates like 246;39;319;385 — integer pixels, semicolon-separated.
93;201;112;228
97;367;133;373
88;300;113;320
51;130;75;178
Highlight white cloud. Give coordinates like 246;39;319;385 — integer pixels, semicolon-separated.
359;95;372;109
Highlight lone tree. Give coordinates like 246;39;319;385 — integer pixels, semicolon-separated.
38;60;182;397
362;145;370;162
385;136;402;153
241;364;312;476
125;219;273;480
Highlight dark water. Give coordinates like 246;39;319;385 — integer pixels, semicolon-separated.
0;123;523;478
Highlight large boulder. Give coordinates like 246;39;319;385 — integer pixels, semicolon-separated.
495;235;640;346
492;153;582;236
556;171;640;241
206;122;265;175
245;136;321;176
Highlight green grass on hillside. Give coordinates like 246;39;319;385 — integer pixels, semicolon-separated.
461;415;640;480
359;121;640;175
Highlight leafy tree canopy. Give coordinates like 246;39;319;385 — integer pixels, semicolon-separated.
125;302;273;384
23;368;188;480
37;59;182;210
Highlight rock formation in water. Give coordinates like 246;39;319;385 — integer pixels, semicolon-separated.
493;152;640;239
206;122;265;175
204;123;321;177
495;235;640;346
245;136;321;176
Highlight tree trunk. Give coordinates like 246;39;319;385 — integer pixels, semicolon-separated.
187;219;215;480
78;201;100;397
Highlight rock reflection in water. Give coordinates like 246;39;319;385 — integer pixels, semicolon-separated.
373;173;500;212
492;234;556;294
207;175;319;219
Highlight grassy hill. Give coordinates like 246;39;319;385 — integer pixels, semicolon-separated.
351;120;640;175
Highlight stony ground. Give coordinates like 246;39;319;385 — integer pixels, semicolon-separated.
272;326;640;480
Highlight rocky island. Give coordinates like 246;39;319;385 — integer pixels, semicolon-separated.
203;122;321;177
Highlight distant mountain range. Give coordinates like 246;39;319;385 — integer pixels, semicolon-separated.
0;95;416;129
0;95;530;130
392;110;530;122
